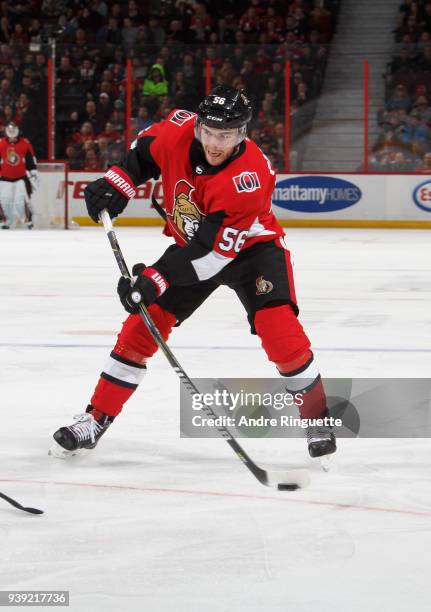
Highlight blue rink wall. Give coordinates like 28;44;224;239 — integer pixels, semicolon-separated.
64;172;431;228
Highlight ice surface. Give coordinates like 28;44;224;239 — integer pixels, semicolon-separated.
0;227;430;611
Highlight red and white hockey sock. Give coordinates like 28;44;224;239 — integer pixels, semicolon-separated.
279;354;326;419
254;305;327;419
90;304;177;417
91;352;147;417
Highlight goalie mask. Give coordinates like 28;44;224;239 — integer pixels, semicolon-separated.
5;122;19;141
195;86;252;147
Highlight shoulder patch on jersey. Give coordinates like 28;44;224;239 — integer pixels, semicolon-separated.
170;110;196;126
233;171;261;193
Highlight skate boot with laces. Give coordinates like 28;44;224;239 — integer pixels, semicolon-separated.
306;409;336;459
49;405;114;458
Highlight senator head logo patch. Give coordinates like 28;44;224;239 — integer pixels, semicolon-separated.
6;148;19;165
256;276;273;295
233;172;260;193
171;179;204;241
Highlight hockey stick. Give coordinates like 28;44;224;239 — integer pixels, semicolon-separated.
100;210;310;490
0;491;44;514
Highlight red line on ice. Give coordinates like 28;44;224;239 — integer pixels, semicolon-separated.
1;478;430;518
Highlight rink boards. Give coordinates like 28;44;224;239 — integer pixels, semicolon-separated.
49;171;431;228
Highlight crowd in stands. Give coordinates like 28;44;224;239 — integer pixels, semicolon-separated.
0;0;339;171
372;0;431;171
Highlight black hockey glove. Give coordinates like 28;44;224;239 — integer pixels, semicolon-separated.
84;166;137;223
117;263;169;314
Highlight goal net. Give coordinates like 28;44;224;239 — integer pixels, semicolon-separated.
31;162;74;229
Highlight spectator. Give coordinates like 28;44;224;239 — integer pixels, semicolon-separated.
10;23;28;45
424;2;431;31
386;84;412;112
122;17;139;49
134;105;153;132
240;59;261;98
92;0;108;19
98;120;122;143
82;147;101;171
41;0;67;17
170;69;187;105
69;121;96;146
56;56;78;87
390;46;416;75
215;60;235;86
142;63;169;100
166;19;188;44
79;58;96;86
107;109;124;132
409;112;431;154
78;6;104;33
181;53;198;85
127;0;140;24
416;151;431;172
147;17;166;45
387;151;413;172
96;16;122;49
0;17;10;43
0;78;13;110
239;6;260;42
95;136;110;168
411;95;431;122
65;144;84;170
194;17;210;43
216;18;235;44
0;104;17;131
33;53;47;80
417;44;431;71
97;92;113;124
81;100;103;133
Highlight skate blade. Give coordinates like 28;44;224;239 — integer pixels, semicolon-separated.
48;441;89;459
319;454;334;472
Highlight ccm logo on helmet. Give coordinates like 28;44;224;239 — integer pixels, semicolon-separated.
233;172;261;193
170;110;195;126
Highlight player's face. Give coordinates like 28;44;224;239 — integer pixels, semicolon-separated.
200;125;237;166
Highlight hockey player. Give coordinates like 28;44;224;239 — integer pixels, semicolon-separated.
0;122;39;229
51;87;336;460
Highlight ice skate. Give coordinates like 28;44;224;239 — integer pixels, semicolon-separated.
49;406;114;458
306;409;337;460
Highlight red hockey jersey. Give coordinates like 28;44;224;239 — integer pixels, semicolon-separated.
137;109;284;261
0;137;36;181
120;108;285;286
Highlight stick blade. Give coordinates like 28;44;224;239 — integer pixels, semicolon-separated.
22;506;44;515
0;492;44;514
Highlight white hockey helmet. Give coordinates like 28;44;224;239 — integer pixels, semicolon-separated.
5;122;19;140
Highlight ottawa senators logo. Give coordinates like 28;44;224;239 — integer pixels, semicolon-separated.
170;179;204;241
6;148;19;165
170;110;195;126
233;171;260;193
256;276;273;295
